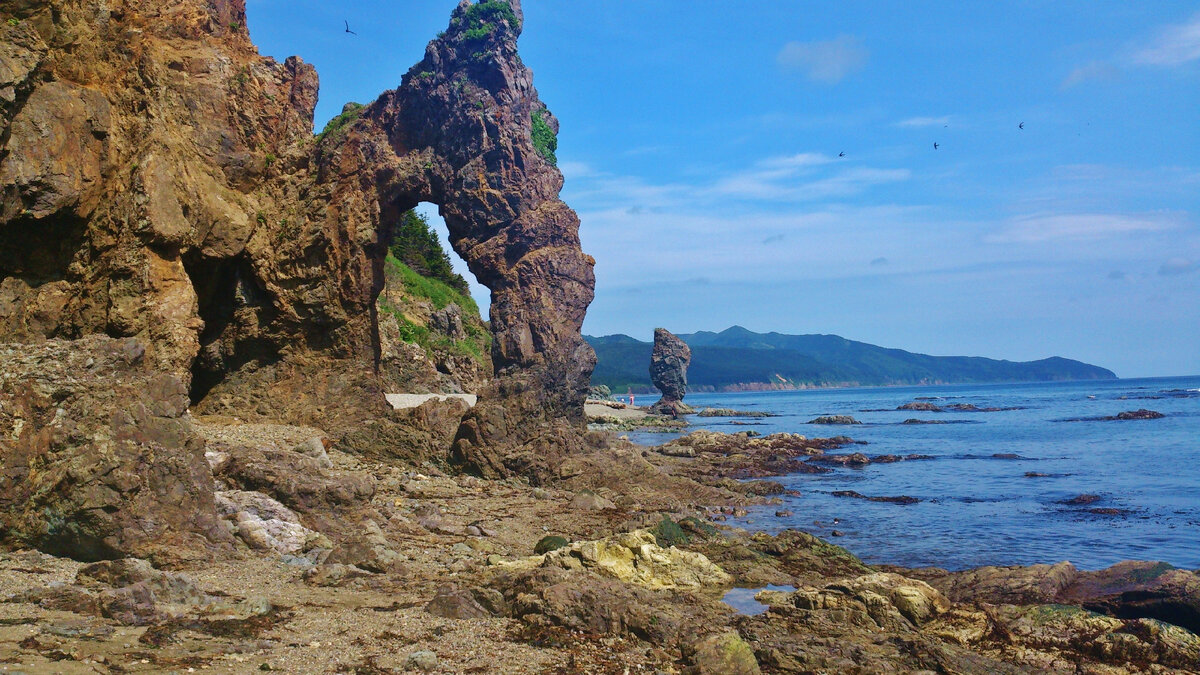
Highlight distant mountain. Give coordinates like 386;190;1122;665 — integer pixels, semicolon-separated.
586;326;1116;393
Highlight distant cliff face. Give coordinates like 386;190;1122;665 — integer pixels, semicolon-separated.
0;0;595;470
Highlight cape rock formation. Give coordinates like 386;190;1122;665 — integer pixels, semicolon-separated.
0;0;594;484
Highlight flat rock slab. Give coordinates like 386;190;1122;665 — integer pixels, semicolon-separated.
386;393;477;410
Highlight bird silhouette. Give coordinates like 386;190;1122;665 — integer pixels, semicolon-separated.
1018;122;1025;130
838;151;846;158
933;142;939;150
344;20;356;35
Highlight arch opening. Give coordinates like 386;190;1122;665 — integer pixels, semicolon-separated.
373;202;493;396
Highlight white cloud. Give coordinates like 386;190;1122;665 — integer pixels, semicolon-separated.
1133;12;1200;66
1061;60;1122;88
777;35;868;83
895;116;950;128
1158;257;1196;276
986;213;1179;244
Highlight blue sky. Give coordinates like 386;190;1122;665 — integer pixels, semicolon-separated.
246;1;1200;377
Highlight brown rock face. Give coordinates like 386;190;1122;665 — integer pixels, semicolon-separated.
649;328;691;415
0;337;230;562
0;0;594;474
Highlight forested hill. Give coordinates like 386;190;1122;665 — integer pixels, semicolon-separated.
587;326;1117;393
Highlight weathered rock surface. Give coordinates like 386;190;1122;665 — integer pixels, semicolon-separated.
913;559;1200;634
0;337;229;562
649;328;692;416
494;529;732;590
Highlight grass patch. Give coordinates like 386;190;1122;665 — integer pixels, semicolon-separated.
531;109;557;165
458;1;520;36
316;102;364;142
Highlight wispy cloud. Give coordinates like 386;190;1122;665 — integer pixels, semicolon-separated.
986;213;1179;244
895;116;950;128
777;35;868;83
1133;12;1200;66
1158;257;1196;276
1061;60;1122;88
870;257;890;266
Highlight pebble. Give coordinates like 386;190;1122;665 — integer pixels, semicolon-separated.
831;530;845;537
406;650;439;672
775;510;793;517
532;487;550;499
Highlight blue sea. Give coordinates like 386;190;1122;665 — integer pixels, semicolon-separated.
629;376;1200;571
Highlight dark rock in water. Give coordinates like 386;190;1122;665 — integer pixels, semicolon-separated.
697;408;773;418
902;418;949;425
871;454;935;463
1059;494;1102;506
1086;507;1129;516
830;530;845;537
1061;408;1168;423
0;337;230;563
775;510;794;518
807;415;861;425
1113;409;1165;420
648;328;692;416
991;453;1026;460
1025;472;1052;478
832;491;919;505
943;403;1024;412
898;401;943;412
810;453;871;467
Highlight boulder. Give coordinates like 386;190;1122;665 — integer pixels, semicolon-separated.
1060;561;1200;634
0;337;229;562
494;529;732;590
687;632;761;674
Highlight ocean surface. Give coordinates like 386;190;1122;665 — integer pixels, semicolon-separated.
627;376;1200;571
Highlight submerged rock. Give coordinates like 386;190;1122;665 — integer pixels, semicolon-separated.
832;490;919;505
898;401;943;412
1113;409;1165;420
807;415;861;425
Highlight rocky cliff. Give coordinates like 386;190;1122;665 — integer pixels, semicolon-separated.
0;0;594;475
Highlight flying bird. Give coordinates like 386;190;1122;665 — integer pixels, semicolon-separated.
1018;122;1025;130
344;20;356;35
933;142;939;150
838;151;846;158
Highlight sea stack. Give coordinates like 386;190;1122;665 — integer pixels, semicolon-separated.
649;328;693;416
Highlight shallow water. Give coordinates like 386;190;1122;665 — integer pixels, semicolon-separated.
632;376;1200;571
721;584;796;615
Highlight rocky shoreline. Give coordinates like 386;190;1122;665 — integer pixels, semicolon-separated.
3;416;1199;673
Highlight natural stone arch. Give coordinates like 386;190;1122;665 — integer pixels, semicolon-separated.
288;0;596;475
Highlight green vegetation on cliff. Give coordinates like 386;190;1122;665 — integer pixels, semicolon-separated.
316;102;364;142
531;109;557;165
379;254;489;365
588;326;1116;392
388;210;469;295
455;0;520;40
